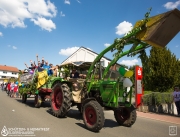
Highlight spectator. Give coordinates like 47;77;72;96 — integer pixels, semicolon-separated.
70;69;79;78
3;83;6;91
37;61;44;72
42;61;50;70
53;65;59;77
48;63;54;76
41;57;45;67
24;61;36;72
173;87;180;116
10;82;15;97
7;82;11;95
13;82;19;98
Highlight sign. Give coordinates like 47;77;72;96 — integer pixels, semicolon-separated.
135;66;143;108
169;126;177;136
135;66;142;80
1;126;50;137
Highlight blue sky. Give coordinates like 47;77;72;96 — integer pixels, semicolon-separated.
0;0;180;70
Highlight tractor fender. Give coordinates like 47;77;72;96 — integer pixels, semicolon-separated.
82;98;96;106
78;98;97;113
116;104;136;112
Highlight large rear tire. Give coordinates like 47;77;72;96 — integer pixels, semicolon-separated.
82;100;105;132
114;107;137;127
50;83;72;118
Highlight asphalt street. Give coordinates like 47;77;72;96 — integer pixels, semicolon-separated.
0;90;179;137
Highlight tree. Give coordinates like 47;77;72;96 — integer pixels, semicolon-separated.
128;65;139;85
145;47;180;92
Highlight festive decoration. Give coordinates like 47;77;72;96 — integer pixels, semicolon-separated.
118;67;126;76
123;78;133;87
29;70;34;74
124;70;133;77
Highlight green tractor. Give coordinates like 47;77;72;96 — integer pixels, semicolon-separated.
19;8;180;132
50;9;180;132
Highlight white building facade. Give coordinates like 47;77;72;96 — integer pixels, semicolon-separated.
0;65;19;84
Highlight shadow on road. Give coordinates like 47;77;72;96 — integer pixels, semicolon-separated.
15;98;51;108
46;107;120;130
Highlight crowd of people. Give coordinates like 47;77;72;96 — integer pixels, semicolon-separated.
24;55;59;77
1;81;20;98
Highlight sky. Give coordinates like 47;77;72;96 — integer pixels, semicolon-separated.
0;0;180;70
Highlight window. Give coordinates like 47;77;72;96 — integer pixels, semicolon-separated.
3;71;7;74
2;76;6;78
12;72;17;75
100;60;104;67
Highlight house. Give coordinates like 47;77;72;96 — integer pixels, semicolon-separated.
0;65;19;84
61;46;120;70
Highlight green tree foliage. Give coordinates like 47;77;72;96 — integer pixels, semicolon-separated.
145;47;180;92
129;65;139;85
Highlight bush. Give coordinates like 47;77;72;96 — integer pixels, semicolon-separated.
141;92;173;106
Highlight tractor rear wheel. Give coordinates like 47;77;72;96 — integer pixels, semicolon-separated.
82;100;105;132
114;107;136;127
22;93;27;103
34;95;42;108
50;83;72;118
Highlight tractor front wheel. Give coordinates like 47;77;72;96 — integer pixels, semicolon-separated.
114;107;136;127
50;83;72;118
82;101;105;132
34;95;42;108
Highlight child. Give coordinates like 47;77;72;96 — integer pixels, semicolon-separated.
13;82;19;98
10;82;15;97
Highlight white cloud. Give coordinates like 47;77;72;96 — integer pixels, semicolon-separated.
7;45;17;49
64;0;70;5
0;32;3;36
175;45;179;47
31;17;56;32
163;0;180;10
116;21;132;35
77;0;81;3
60;11;65;17
59;47;80;56
120;59;138;66
104;43;111;47
12;46;17;49
0;0;57;31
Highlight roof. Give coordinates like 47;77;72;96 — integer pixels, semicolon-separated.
62;46;116;63
61;46;122;66
0;65;19;73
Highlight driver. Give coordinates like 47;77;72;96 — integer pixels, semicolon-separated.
70;69;80;78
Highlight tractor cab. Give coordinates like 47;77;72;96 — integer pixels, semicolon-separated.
59;61;92;103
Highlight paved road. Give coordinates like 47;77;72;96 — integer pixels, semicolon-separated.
0;90;179;137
